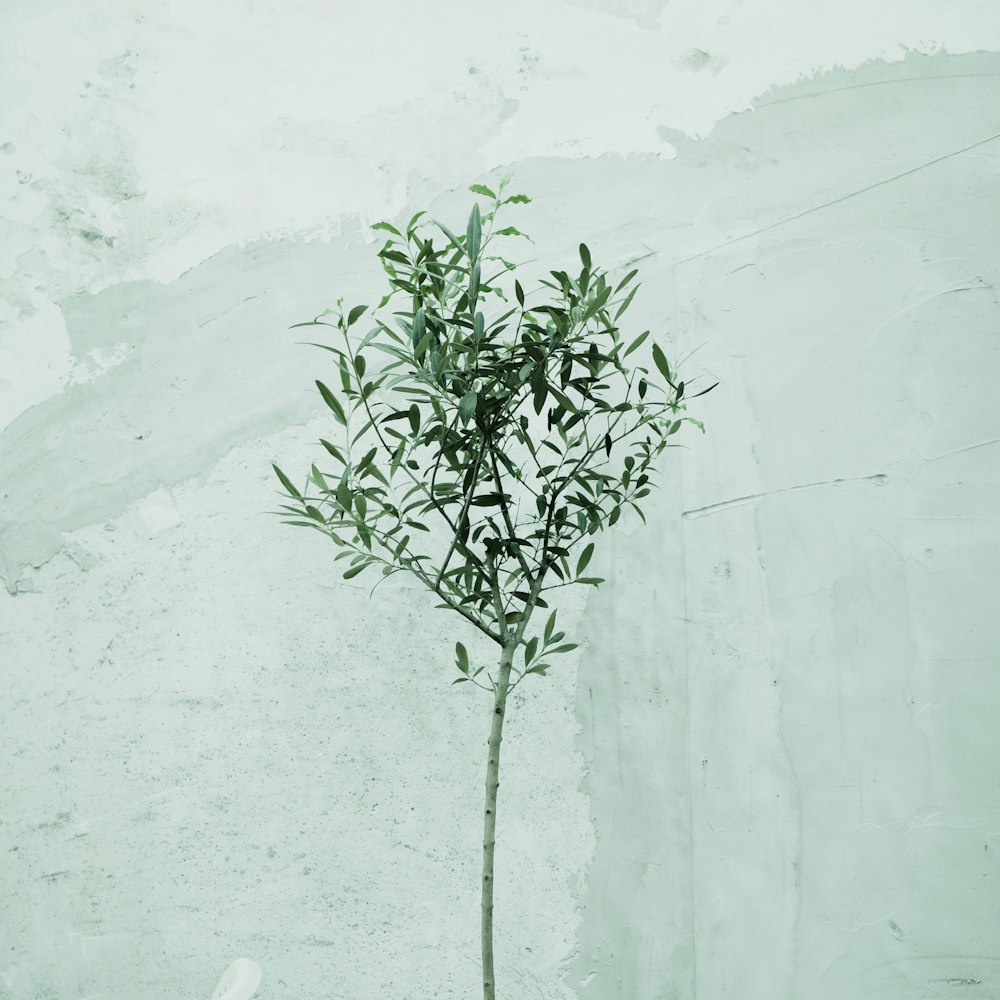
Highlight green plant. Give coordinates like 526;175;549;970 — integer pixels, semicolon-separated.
271;174;715;1000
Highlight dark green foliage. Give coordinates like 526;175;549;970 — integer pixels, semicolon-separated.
272;173;715;689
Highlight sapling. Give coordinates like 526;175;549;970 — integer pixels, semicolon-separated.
271;174;715;1000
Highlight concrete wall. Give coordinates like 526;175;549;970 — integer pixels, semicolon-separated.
2;5;999;999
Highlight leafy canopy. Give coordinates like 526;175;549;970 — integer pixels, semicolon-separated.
272;174;715;689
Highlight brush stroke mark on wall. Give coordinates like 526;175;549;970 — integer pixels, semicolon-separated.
571;50;1000;1000
4;50;999;597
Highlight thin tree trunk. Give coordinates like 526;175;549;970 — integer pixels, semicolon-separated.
481;639;517;1000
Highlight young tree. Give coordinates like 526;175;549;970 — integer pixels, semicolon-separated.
271;175;715;1000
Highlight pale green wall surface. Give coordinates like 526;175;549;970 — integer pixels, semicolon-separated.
2;5;999;999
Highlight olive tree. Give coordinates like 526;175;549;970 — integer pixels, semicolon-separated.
271;174;715;1000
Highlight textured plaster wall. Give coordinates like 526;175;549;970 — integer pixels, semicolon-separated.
2;4;999;1000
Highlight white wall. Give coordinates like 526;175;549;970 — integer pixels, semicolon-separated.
2;4;999;999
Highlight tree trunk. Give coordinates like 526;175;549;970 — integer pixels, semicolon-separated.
481;639;517;1000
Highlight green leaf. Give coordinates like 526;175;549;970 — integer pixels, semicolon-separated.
532;379;548;414
316;380;347;424
459;390;477;426
469;492;507;507
356;447;378;475
455;641;470;674
544;610;557;643
358;524;373;550
408;404;420;436
623;330;649;358
547;384;578;414
614;284;639;320
336;472;352;511
688;381;719;400
469;183;497;200
503;193;532;205
414;331;433;360
579;243;591;269
550;643;579;655
466;203;482;261
578;577;605;586
319;439;345;464
411;308;426;347
372;221;402;237
434;220;465;257
343;563;369;580
515;280;525;307
390;440;405;477
652;342;672;384
347;304;368;328
582;284;610;321
576;542;594;576
524;636;538;666
613;268;638;294
311;464;330;492
273;464;302;498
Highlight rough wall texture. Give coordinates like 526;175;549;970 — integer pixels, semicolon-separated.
2;4;999;999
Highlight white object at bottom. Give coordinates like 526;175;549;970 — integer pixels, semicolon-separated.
210;958;262;1000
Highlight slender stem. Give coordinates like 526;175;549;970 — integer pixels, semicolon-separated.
487;437;534;581
434;426;488;590
481;637;516;1000
480;569;542;1000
